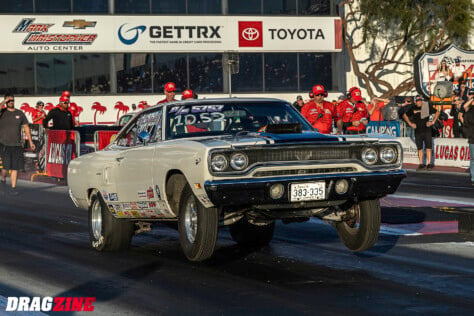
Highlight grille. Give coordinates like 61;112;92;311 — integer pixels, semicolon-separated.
246;147;351;164
253;167;356;177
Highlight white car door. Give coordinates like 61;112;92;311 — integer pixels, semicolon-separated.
110;110;161;206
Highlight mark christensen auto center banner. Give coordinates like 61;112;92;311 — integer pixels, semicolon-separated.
0;15;342;53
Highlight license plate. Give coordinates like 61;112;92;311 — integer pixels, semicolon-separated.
290;182;326;202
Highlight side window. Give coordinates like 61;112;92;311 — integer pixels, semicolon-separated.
136;109;163;144
116;122;138;147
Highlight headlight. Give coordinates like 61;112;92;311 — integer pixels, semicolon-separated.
230;152;248;171
211;154;228;172
361;147;378;165
380;146;397;164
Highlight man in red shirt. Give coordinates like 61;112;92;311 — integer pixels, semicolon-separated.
182;89;197;100
69;102;81;127
368;96;390;122
301;85;335;134
336;87;369;134
32;101;46;125
158;82;177;104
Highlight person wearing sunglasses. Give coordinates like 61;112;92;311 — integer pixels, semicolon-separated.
42;96;74;130
301;85;335;134
0;93;35;195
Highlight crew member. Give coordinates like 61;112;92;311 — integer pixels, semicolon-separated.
301;85;334;134
158;82;177;104
336;87;369;134
32;100;46;125
42;96;74;130
182;89;197;100
69;102;81;127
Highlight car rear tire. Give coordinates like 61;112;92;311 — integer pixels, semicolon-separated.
178;185;219;262
336;199;381;252
229;218;275;247
88;192;134;251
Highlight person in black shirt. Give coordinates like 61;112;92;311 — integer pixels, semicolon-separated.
42;96;74;130
0;93;35;194
403;95;440;170
462;94;474;186
292;95;304;112
450;97;464;138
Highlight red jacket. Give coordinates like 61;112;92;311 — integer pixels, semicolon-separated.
301;100;335;134
337;99;368;132
32;109;46;125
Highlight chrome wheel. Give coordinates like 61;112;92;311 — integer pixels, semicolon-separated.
184;196;198;244
91;200;103;240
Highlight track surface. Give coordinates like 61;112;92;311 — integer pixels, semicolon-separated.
0;170;473;315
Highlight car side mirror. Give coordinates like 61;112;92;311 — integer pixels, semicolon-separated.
138;131;150;145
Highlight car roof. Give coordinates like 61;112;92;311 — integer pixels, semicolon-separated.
146;97;288;111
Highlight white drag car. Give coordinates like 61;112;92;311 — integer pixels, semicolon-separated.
68;98;405;261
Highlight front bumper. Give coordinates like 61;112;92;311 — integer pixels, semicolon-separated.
204;169;406;207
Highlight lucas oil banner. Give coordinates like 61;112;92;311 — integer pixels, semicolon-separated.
46;130;80;179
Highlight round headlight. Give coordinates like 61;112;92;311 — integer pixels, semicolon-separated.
361;147;378;165
211;154;228;172
230;152;248;171
380;146;397;164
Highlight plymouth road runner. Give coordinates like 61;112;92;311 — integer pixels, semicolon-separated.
68;98;406;261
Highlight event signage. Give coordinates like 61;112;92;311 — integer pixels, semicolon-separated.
1;15;342;53
366;121;401;137
415;44;474;98
46;130;80;179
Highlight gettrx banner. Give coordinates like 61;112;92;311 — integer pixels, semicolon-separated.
0;15;342;53
46;130;80;179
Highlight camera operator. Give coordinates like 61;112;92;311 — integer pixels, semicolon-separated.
403;95;439;171
462;91;474;186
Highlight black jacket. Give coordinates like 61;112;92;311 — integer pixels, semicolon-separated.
43;107;74;130
463;107;474;144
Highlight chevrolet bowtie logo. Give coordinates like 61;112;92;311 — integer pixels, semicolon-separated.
63;19;96;29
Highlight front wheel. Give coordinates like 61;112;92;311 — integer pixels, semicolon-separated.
88;192;134;251
336;199;381;252
178;185;219;262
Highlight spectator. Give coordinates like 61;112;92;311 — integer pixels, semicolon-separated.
336;87;369;134
157;82;177;104
450;97;464;138
32;101;46;125
292;95;304;112
436;59;452;81
403;95;440;170
368;96;390;122
301;85;335;134
182;89;198;100
460;90;474;136
457;80;469;102
42;96;74;130
462;93;474;186
451;58;466;82
398;97;415;138
0;93;35;195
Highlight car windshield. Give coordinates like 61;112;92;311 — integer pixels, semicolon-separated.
166;101;313;139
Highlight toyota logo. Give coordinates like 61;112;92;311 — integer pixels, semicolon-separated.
242;28;260;41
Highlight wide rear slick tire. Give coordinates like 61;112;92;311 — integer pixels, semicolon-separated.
88;193;134;252
336;199;381;252
178;185;219;262
229;219;275;247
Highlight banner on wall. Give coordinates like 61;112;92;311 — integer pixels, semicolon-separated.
0;15;342;53
94;130;119;151
46;130;80;179
399;137;470;168
366;121;401;137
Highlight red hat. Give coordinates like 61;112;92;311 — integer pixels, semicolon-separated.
59;96;69;102
69;102;77;109
182;89;194;100
349;87;363;102
312;85;326;95
62;91;70;97
164;82;176;92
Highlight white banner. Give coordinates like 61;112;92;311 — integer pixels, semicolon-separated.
399;137;470;169
0;15;342;53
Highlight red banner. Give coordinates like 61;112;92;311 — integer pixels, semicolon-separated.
96;130;119;150
442;119;454;138
46;130;79;179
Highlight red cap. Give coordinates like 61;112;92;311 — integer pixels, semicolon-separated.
62;91;70;97
69;102;77;110
350;87;363;102
164;82;176;92
312;85;326;95
182;89;194;100
59;96;69;102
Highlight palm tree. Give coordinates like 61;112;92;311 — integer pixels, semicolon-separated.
114;101;130;120
45;103;55;112
138;101;148;110
20;103;34;118
91;102;107;125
